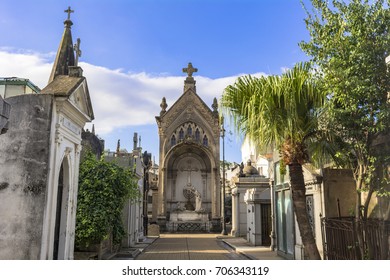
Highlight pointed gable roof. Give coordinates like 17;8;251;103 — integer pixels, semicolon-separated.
156;63;219;136
48;7;75;84
42;7;94;121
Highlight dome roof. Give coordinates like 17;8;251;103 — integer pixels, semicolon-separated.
242;159;259;176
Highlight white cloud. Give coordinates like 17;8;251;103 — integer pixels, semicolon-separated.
0;49;265;136
0;48;53;87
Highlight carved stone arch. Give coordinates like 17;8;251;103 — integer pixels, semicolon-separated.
164;120;214;153
161;142;215;215
163;141;216;170
165;109;215;143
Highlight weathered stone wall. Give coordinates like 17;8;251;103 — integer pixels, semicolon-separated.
0;94;53;259
81;130;104;160
322;168;356;217
371;132;390;220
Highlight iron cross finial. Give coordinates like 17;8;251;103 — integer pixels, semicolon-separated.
183;62;198;77
64;6;74;20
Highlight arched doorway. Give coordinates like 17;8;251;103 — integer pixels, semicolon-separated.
157;141;221;232
53;156;70;259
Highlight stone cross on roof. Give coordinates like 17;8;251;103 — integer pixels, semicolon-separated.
74;38;82;66
64;6;74;20
183;62;198;77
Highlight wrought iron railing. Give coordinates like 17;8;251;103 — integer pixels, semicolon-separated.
321;217;390;260
170;222;210;233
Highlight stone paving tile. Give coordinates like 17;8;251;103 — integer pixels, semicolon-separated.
136;234;246;260
134;233;286;260
221;237;285;260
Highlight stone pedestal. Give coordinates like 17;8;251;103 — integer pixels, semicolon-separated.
148;224;160;237
166;211;211;232
170;211;208;222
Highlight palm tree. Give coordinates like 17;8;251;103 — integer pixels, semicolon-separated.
221;62;325;260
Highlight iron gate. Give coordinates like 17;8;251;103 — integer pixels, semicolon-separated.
321;217;390;260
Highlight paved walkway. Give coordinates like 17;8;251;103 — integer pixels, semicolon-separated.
132;234;284;260
220;236;284;260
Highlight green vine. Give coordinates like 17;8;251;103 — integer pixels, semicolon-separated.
75;150;140;248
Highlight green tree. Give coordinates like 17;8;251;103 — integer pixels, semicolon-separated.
221;62;325;259
300;0;390;221
75;150;139;248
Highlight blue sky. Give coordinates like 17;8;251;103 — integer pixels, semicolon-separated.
0;0;313;163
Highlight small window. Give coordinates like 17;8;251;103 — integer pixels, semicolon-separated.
171;135;176;146
195;128;200;142
179;128;184;140
203;135;208;146
187;125;192;136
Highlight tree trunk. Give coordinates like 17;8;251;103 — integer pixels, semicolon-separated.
354;165;364;259
288;162;321;260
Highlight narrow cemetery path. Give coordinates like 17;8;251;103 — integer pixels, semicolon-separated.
135;233;249;260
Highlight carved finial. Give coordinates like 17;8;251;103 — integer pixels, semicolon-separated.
212;97;218;113
133;132;138;150
160;97;167;116
183;62;198;77
74;38;82;66
116;139;120;156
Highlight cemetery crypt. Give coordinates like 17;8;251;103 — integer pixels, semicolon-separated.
155;63;222;232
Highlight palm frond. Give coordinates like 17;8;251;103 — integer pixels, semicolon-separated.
221;62;329;165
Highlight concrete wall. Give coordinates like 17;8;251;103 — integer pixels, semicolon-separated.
0;94;53;259
292;167;356;260
322;169;356;218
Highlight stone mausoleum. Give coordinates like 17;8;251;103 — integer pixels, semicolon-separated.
0;9;94;259
155;63;221;232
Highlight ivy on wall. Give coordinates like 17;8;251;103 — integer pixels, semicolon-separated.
75;150;140;248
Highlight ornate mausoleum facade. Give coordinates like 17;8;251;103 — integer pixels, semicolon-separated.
155;63;221;231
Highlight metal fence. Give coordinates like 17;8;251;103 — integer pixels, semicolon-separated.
168;222;211;233
321;217;390;260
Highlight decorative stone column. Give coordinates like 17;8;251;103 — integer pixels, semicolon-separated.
157;168;167;231
266;154;276;250
230;188;240;237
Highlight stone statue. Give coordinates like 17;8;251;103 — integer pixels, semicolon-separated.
175;201;186;212
239;162;244;177
191;187;203;212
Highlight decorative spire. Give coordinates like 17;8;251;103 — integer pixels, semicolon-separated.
160;97;167;116
182;62;197;92
133;132;138;151
212;97;218;115
48;7;76;83
92;124;95;135
116;139;120;156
